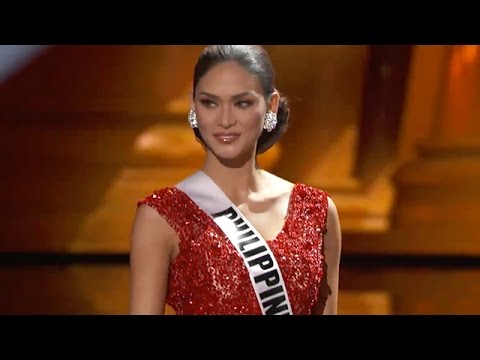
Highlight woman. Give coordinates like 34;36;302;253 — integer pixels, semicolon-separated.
129;45;342;315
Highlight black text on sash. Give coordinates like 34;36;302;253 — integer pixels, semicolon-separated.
212;207;292;315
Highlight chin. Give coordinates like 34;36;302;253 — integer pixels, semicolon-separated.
209;143;253;167
215;147;245;160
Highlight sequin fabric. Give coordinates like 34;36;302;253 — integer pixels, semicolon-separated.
137;183;329;315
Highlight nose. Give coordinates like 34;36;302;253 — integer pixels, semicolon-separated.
218;106;236;129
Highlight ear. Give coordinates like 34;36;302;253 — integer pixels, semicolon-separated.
268;91;280;113
190;92;195;112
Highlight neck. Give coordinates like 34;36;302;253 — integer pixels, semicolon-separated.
201;153;265;205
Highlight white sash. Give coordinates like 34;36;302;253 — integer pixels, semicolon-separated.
176;171;293;315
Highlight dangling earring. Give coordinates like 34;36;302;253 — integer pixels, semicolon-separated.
264;111;277;132
188;109;198;128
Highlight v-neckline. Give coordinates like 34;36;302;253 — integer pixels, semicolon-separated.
174;183;299;243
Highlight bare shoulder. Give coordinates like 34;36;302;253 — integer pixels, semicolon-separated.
326;196;341;230
326;197;341;264
134;203;174;234
131;202;177;259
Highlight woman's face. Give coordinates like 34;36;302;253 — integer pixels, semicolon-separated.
193;61;278;164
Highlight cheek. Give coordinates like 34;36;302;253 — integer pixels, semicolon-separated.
195;109;216;127
239;110;264;131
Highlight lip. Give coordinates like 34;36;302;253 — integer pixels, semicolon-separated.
213;133;240;144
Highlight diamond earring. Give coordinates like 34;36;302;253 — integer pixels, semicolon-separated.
264;111;277;132
188;109;198;128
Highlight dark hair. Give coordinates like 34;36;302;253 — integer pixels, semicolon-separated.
192;45;289;155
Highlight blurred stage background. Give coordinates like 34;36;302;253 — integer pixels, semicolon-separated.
1;45;479;315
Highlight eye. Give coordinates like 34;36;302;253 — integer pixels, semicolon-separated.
236;100;253;109
200;99;217;108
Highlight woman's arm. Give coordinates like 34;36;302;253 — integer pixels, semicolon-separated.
312;197;342;315
129;204;175;314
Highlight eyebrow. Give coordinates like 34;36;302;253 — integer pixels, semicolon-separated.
198;91;255;100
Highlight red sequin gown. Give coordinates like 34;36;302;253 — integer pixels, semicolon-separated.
137;183;329;315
